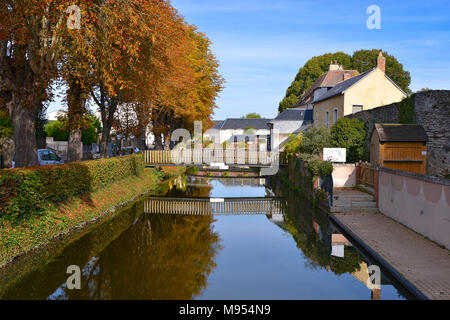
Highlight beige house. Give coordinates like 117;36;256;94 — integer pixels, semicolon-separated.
293;61;359;110
313;52;407;127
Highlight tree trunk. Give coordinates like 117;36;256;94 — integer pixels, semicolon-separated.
154;134;163;150
8;103;39;167
164;133;171;150
68;128;83;162
67;79;86;162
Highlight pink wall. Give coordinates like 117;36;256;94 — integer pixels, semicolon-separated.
332;164;356;188
378;169;450;249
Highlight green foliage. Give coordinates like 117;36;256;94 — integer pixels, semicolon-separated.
81;115;101;144
0;105;13;138
352;49;411;94
279;52;352;112
283;134;303;156
0;154;144;219
307;160;333;177
242;113;261;119
45;115;101;144
299;126;331;156
398;95;416;124
279;50;411;112
45;121;69;141
330;118;366;163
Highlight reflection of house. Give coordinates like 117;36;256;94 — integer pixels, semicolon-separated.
370;124;428;174
268;108;313;150
313;52;407;127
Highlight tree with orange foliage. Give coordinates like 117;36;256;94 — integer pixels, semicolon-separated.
0;1;70;167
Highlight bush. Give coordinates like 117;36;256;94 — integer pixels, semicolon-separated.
299;126;331;156
307;160;333;177
283;134;303;157
0;153;144;218
330;118;366;163
44;115;101;144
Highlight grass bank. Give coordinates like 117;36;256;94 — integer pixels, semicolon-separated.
0;165;185;268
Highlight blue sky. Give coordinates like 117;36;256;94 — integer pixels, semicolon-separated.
171;0;450;119
49;0;450;120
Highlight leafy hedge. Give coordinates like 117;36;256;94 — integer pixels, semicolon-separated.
307;160;333;177
0;154;144;218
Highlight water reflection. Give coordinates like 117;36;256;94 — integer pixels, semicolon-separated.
0;174;406;300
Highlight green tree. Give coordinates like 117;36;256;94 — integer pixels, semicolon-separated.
299;126;331;157
278;50;412;113
0;103;13;138
44;121;69;142
351;49;411;94
278;52;352;112
45;115;101;145
330;118;366;163
242;113;261;119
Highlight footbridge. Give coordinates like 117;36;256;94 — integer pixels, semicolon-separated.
144;196;286;216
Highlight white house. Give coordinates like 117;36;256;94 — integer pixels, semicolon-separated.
268;108;313;151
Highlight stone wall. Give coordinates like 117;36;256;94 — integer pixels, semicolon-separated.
346;90;450;177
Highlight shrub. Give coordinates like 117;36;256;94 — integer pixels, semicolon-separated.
299;126;331;156
307;160;333;177
330;118;366;163
284;134;303;157
0;153;144;218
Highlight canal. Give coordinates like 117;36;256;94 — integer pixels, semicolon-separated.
0;175;408;300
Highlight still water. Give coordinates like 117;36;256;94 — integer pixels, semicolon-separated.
0;176;407;300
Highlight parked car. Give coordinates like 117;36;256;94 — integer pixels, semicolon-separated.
120;146;140;156
10;149;64;168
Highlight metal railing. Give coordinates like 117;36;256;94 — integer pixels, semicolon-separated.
144;197;285;215
144;149;279;166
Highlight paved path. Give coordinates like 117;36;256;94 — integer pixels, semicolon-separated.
333;210;450;300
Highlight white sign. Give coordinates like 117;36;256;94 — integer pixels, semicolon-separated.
323;148;346;162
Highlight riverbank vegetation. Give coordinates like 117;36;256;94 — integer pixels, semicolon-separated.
284;117;367;172
0;154;185;267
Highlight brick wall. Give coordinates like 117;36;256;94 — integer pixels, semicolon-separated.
346;90;450;177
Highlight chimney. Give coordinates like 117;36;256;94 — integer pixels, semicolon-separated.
377;51;386;73
329;60;339;71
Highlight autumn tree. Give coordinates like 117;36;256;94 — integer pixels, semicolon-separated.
0;1;70;167
152;25;224;150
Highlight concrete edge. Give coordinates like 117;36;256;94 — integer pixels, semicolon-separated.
329;214;429;300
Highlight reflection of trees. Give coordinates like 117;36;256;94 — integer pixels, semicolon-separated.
268;169;363;275
55;212;220;299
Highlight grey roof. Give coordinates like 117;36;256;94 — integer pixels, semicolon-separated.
212;120;224;129
373;124;428;142
219;118;271;130
314;69;373;103
273;108;313;121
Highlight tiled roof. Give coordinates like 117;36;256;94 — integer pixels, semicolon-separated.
293;69;359;107
373;124;428;142
313;69;374;103
219;118;271;130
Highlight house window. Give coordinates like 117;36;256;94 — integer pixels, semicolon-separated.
352;105;363;114
325;111;330;127
333;109;338;124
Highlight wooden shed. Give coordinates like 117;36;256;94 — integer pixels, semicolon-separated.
370;124;428;175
